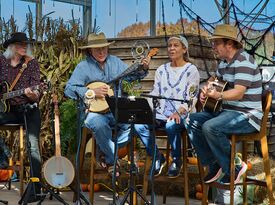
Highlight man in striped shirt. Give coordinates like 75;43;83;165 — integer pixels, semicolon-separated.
185;24;262;185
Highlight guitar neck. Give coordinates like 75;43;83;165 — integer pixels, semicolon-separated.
3;85;39;100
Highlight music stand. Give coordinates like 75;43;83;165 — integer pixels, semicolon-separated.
106;96;152;205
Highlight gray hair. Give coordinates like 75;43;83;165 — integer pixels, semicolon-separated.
3;44;33;59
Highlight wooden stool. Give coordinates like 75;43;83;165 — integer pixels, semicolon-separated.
78;127;133;204
200;91;275;205
142;128;199;205
0;124;25;196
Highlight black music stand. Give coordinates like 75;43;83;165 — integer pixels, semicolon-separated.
106;96;152;205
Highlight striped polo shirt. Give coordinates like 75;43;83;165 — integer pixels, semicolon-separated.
216;49;263;131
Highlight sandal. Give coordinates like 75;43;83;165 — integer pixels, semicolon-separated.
97;155;107;169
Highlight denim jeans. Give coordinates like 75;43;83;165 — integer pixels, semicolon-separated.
84;112;131;165
185;110;257;175
134;119;185;159
0;104;41;182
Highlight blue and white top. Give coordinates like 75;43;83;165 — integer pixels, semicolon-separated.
150;62;200;120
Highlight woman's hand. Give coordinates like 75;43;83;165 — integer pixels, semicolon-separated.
168;112;181;124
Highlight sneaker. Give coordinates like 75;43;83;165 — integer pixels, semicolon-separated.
219;162;248;185
204;162;223;184
168;158;182;178
154;154;166;176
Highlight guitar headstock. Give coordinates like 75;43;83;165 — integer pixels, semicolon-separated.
147;48;159;58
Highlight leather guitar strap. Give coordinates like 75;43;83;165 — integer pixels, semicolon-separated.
9;57;32;91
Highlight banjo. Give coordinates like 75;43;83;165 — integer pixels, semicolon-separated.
86;48;159;113
42;94;75;188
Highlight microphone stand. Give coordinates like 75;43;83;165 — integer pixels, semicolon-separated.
140;94;189;205
74;93;90;205
109;79;120;205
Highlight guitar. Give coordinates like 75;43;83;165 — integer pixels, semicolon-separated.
42;94;75;189
87;48;159;113
203;78;228;112
0;81;48;113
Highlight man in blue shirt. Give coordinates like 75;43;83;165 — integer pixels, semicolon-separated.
65;32;162;176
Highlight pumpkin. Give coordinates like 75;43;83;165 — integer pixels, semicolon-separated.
195;192;203;200
195;183;202;192
187;157;198;165
87;183;100;192
0;169;13;182
118;146;128;158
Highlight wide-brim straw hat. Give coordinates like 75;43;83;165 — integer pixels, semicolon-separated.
3;32;33;48
209;24;243;48
79;32;115;49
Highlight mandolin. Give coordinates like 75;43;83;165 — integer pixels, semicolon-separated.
203;78;228;112
42;93;75;189
86;48;159;113
0;81;48;113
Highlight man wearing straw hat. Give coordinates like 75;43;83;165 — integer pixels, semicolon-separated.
65;32;163;176
185;24;262;185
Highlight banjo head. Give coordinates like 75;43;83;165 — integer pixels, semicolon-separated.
43;156;75;189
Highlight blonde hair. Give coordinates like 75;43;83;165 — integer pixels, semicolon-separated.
3;44;33;59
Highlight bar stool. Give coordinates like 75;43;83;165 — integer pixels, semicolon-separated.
200;91;274;205
78;127;132;204
0;124;25;196
142;128;198;205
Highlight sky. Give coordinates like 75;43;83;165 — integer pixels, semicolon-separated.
0;0;274;38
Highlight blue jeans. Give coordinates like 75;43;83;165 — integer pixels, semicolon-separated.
84;112;130;165
134;119;185;159
185;110;257;175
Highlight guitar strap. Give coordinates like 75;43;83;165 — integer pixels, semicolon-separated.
9;56;32;91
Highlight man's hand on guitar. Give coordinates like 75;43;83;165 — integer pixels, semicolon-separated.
24;88;39;101
93;85;109;98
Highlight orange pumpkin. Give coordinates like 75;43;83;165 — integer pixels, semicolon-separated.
187;157;198;165
0;169;13;182
87;183;100;192
118;146;128;158
195;192;203;200
247;161;252;170
195;183;202;192
81;183;88;191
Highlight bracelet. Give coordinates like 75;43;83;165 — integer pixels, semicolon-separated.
217;92;223;101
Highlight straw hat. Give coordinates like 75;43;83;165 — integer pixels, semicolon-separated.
209;24;243;48
3;32;33;48
79;32;115;49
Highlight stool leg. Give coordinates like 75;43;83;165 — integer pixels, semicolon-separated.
141;156;151;205
261;136;275;205
230;136;236;205
89;137;96;203
242;141;248;205
19;126;24;197
183;134;189;205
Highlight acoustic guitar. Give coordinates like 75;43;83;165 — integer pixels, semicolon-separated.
203;78;228;112
42;94;75;189
87;48;159;113
0;81;48;113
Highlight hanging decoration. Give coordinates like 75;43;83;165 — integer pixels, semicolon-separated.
136;0;138;22
109;0;111;16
